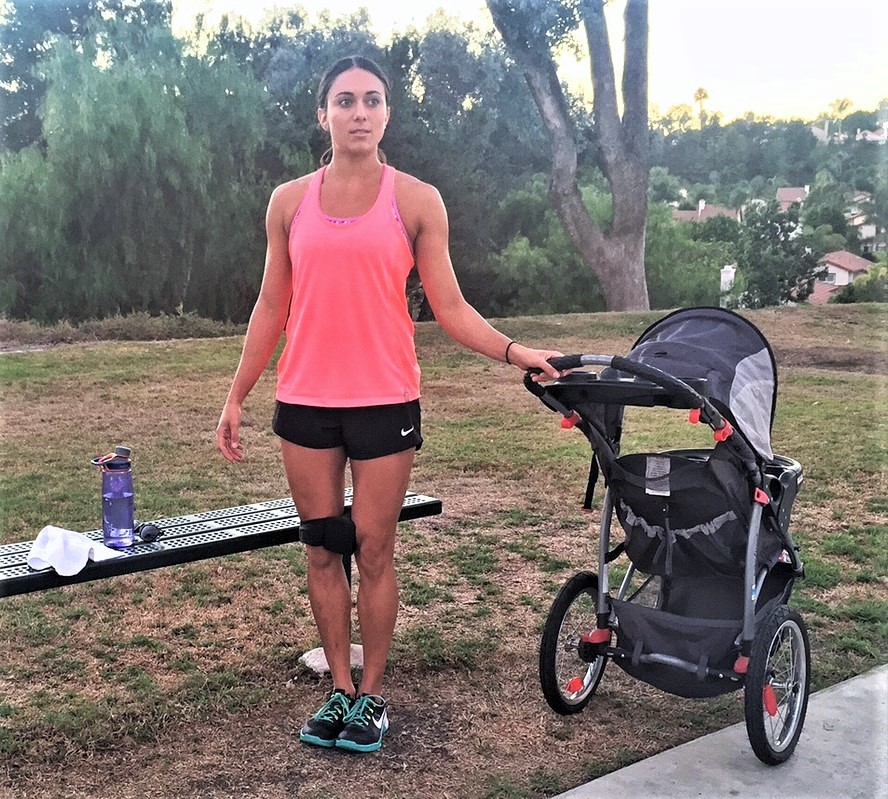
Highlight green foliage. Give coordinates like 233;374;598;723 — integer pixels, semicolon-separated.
735;201;824;308
490;178;735;312
801;174;859;252
1;2;883;323
485;176;605;315
648;166;683;204
644;204;726;308
1;21;271;322
1;0;173;150
651;116;821;189
831;264;888;303
692;214;741;244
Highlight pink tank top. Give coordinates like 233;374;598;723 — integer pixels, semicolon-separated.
275;164;420;407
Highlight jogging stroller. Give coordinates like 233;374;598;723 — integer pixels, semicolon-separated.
526;307;810;765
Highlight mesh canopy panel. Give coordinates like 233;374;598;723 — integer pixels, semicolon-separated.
625;307;777;460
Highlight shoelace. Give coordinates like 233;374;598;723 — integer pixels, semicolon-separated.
343;695;380;728
315;691;351;723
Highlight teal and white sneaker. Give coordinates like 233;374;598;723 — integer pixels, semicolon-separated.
334;693;389;752
299;689;354;748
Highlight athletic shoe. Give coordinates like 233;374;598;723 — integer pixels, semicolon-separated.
299;689;354;748
334;693;389;752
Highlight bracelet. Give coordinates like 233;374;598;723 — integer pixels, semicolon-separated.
505;340;517;365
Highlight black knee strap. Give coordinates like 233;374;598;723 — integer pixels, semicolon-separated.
298;515;356;556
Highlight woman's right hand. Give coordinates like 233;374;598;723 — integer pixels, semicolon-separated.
216;402;244;462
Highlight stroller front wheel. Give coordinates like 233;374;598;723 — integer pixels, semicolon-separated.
540;571;608;715
744;604;811;764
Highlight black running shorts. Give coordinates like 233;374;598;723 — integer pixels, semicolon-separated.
272;400;423;460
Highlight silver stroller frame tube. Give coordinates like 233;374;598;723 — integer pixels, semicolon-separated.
743;501;765;646
597;488;614;615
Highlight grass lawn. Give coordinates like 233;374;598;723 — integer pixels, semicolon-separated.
0;303;886;799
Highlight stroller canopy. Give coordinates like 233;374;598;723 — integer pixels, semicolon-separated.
625;307;777;461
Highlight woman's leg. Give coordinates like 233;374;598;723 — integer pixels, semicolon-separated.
350;449;415;696
279;440;355;694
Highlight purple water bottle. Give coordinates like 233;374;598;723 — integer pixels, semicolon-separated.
92;445;135;549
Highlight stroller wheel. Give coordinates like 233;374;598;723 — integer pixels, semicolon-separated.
744;604;811;764
540;571;607;715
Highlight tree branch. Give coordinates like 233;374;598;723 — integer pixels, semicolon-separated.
486;0;600;236
621;0;648;156
579;0;621;174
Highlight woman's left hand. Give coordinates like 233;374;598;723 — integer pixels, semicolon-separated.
506;344;566;381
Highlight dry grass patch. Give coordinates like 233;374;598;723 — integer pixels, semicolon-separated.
1;305;886;799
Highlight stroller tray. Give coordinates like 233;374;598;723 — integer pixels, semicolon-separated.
545;372;709;409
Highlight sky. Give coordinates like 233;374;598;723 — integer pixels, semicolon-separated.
170;0;888;123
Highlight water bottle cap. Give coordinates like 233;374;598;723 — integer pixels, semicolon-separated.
91;445;133;469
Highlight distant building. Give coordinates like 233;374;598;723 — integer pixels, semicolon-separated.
808;250;873;305
672;199;741;224
810;121;830;144
844;191;885;252
719;264;737;307
776;186;809;212
855;121;888;144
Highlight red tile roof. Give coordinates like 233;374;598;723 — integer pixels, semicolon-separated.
671;205;739;223
776;186;809;212
776;187;808;203
807;281;840;305
818;250;873;274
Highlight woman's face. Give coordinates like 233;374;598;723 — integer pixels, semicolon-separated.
318;68;390;159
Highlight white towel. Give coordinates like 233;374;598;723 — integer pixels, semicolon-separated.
27;525;125;576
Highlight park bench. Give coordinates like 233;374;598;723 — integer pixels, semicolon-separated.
0;490;442;599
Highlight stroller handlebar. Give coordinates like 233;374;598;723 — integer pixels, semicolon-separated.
533;353;731;436
526;354;761;478
541;354;710;411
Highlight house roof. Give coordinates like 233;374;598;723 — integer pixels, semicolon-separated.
776;187;808;204
818;250;873;274
808;280;839;305
671;204;739;223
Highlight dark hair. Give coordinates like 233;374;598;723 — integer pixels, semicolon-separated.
316;55;391;110
317;56;391;166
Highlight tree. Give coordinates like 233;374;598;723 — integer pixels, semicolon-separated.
802;192;856;252
828;97;853;137
644;203;724;308
648;165;682;204
830;264;888;303
0;21;272;322
0;0;171;150
735;201;824;308
692;214;741;245
693;86;708;128
486;0;650;311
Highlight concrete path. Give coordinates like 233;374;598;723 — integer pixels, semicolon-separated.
554;663;888;799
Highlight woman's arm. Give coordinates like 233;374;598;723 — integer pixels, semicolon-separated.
411;182;562;379
216;183;298;462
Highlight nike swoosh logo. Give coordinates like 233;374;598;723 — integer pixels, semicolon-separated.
373;710;388;729
400;426;415;437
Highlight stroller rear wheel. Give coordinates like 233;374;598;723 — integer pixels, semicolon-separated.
744;604;811;764
540;571;607;715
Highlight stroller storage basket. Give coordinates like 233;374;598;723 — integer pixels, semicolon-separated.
611;598;744;698
611;447;769;579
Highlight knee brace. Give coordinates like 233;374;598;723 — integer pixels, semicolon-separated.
298;515;356;556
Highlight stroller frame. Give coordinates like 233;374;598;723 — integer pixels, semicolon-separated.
527;307;811;765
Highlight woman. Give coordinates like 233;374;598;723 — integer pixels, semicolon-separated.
216;55;563;754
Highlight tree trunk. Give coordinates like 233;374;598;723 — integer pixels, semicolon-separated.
487;0;650;311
